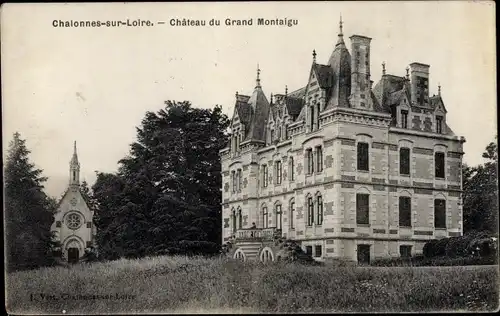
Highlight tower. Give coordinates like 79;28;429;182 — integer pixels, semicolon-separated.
69;141;80;186
349;34;372;109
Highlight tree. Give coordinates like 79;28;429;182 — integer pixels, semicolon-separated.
4;132;57;271
92;101;230;260
463;136;498;234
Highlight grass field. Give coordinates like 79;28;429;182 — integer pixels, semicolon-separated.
5;256;499;314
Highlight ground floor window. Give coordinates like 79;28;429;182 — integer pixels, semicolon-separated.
357;244;371;264
305;245;313;256
314;245;322;258
400;245;412;258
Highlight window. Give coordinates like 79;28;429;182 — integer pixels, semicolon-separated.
315;245;322;258
316;195;323;225
436;116;443;134
316;103;321;129
399;196;412;227
56;221;62;228
231;171;236;193
401;110;408;129
434;199;446;229
276;204;282;230
86;222;92;228
310;106;315;132
306;246;313;256
270;129;275;143
400;148;410;175
73;171;76;182
289;201;295;229
306;148;314;175
237;169;242;192
275;161;282;185
238;209;242;229
307;196;314;226
289;157;294;181
356;194;370;225
391;106;397;125
262;165;268;187
357;244;371;264
232;209;237;233
316;146;323;172
400;245;412;258
285;124;289;139
262;207;269;228
435;152;445;178
66;213;82;230
357;142;369;171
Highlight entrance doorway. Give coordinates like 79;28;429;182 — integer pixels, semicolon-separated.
357;244;371;265
68;247;79;264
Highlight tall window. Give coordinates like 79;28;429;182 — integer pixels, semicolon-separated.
391;106;397;125
314;245;322;258
275;161;282;185
435;152;445;178
270;129;275;144
434;199;446;228
289;157;294;181
356;193;370;225
289;201;295;229
316;195;323;225
316;103;321;129
307;196;314;226
316;146;323;172
357;142;369;171
275;204;282;230
262;164;268;187
285;124;289;139
399;196;412;227
231;171;236;193
232;209;237;233
262;206;269;228
401;110;408;129
310;106;315;132
238;208;242;229
306;148;314;175
400;148;410;175
237;169;242;192
436;116;443;134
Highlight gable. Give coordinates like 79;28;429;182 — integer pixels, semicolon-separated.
55;187;92;221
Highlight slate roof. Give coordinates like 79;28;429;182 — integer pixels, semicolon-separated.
285;97;305;118
245;86;270;142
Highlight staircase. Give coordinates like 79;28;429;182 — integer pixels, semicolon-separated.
235;242;262;261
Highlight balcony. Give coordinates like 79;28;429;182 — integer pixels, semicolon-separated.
234;227;280;242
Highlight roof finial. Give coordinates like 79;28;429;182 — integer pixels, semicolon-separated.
339;13;343;35
382;61;386;75
74;141;77;155
235;91;238;98
406;66;410;79
438;83;441;96
270;92;273;104
285;85;288;97
256;63;261;88
312;49;317;64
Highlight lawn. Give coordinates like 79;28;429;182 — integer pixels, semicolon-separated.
5;255;499;314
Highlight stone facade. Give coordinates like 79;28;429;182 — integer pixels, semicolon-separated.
220;19;465;263
51;142;95;263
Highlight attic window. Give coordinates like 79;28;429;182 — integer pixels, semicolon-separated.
436;116;443;134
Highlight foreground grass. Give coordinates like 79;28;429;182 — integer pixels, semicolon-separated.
6;256;499;314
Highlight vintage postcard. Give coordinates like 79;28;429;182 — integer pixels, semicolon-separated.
2;1;498;314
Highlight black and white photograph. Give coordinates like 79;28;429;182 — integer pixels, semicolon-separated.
2;1;498;314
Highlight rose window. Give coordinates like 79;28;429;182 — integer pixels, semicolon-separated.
66;213;82;230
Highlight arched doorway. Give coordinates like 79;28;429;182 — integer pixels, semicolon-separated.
260;247;274;263
233;249;246;261
64;239;83;264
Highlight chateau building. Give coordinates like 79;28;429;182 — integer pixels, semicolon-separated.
219;18;465;264
51;142;95;263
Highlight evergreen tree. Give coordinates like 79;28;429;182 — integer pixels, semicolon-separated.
4;132;56;271
92;101;229;259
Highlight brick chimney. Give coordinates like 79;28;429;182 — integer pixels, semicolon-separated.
409;62;430;106
349;35;372;109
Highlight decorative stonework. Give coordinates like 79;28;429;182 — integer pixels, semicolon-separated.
325;155;334;168
324;202;334;215
341;183;354;188
342;175;355;181
243;178;248;188
413;147;433;155
341;227;355;233
223;218;229;228
224;183;229;192
297;163;303;175
373;229;386;234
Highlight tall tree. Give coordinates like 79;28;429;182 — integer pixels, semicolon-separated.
463;136;498;234
4;132;57;271
92;101;229;259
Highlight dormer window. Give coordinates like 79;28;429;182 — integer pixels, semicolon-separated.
401;110;408;129
436;116;443;134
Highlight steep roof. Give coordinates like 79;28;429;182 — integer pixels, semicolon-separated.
245;85;270;142
312;64;334;89
285;96;305;118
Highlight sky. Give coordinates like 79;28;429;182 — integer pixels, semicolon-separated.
1;1;497;198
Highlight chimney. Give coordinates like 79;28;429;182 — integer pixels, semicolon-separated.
409;62;430;105
349;35;372;109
